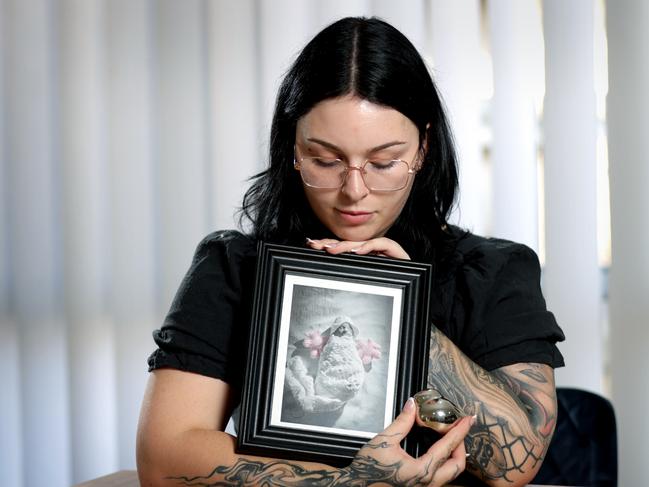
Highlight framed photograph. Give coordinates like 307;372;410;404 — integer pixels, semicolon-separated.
237;242;433;466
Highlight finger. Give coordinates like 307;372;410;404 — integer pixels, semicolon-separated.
431;443;467;486
429;439;467;484
449;438;467;464
306;238;340;250
350;238;410;260
420;415;474;463
373;397;416;445
320;240;365;254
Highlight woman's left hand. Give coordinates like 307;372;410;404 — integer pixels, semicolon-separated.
306;237;410;260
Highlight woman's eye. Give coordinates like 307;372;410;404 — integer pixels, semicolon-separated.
312;157;341;168
368;160;399;171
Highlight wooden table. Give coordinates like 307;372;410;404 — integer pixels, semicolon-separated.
74;471;139;487
74;470;571;486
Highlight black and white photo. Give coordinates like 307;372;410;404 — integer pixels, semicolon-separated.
271;275;402;438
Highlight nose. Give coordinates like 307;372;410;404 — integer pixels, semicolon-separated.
341;166;369;201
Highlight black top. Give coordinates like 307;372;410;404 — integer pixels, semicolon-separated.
148;229;565;389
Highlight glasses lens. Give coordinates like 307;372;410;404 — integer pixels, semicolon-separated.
299;157;345;188
363;159;410;191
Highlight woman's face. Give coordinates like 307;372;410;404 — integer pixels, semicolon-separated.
295;96;421;242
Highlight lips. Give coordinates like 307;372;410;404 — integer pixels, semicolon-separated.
336;209;374;225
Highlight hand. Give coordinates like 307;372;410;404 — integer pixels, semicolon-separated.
306;237;410;260
339;397;474;486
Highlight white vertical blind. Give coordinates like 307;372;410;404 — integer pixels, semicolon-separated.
4;1;71;486
489;0;543;252
542;0;602;393
59;0;118;481
428;0;491;235
258;0;317;145
606;1;649;485
105;0;157;470
155;0;211;306
1;0;637;484
315;0;371;27
372;0;426;52
0;320;22;487
0;2;23;486
207;0;261;231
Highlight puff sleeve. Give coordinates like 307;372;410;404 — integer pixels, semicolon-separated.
147;230;257;389
434;235;565;371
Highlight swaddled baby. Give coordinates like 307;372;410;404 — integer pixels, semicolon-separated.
314;316;365;402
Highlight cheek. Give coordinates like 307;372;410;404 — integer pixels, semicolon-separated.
303;187;321;211
302;186;334;220
387;187;413;217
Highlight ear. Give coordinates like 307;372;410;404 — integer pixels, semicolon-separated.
416;123;430;170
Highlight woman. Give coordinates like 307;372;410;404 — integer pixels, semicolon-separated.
137;17;564;487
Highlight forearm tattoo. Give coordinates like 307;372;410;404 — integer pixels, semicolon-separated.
165;432;455;486
165;458;382;486
427;328;556;483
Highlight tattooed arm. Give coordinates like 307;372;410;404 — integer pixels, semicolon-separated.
137;368;472;486
426;328;557;486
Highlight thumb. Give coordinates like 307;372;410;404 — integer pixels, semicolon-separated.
379;397;416;443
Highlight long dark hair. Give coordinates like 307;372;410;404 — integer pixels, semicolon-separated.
240;16;459;262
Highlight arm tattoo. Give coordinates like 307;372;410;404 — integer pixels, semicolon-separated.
167;459;345;486
519;366;548;383
166;434;441;486
167;457;428;486
492;364;556;439
427;328;557;484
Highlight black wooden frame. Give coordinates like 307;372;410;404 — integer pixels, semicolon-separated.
237;242;433;466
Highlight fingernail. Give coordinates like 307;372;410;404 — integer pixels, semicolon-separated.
403;397;415;412
350;248;360;253
306;238;315;244
323;243;338;249
465;453;471;458
470;414;477;426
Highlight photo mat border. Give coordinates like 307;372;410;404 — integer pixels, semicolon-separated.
270;273;403;438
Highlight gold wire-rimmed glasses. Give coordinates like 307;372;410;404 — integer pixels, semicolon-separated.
294;154;419;192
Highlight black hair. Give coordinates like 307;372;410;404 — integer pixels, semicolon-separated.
240;16;459;262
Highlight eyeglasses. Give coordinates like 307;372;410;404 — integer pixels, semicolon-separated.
294;155;419;192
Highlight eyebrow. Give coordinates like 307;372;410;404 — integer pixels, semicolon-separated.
306;138;407;154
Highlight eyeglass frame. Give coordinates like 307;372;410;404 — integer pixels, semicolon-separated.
293;146;422;192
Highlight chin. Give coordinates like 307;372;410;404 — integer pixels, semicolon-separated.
331;226;384;242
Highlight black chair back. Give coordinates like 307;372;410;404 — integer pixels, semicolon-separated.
533;387;617;486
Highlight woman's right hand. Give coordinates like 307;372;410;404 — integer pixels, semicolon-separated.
340;397;474;486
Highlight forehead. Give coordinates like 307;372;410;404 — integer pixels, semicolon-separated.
296;96;418;150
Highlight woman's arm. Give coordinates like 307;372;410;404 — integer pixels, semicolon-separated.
427;327;557;486
136;368;473;486
310;237;559;487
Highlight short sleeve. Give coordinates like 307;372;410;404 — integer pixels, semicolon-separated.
444;237;565;371
147;230;257;388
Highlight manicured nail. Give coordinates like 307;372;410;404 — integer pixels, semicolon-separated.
465;453;471;458
306;238;315;244
350;248;360;253
470;414;477;426
403;397;415;412
323;243;338;249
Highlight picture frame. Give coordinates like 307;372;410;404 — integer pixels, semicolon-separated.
237;242;433;466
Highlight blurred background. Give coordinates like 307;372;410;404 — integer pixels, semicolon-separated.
0;0;646;485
